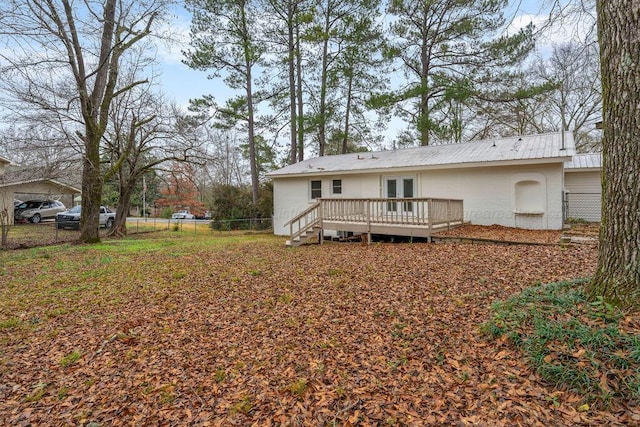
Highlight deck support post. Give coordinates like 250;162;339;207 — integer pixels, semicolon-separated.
366;199;372;245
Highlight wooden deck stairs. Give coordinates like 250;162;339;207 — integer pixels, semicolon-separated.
285;201;322;247
285;198;464;247
285;224;322;247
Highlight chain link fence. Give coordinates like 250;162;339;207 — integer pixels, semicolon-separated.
0;218;273;250
566;193;601;223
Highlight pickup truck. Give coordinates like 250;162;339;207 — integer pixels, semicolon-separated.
55;206;116;230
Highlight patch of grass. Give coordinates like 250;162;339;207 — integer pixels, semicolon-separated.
566;217;589;225
287;378;308;399
25;382;47;403
57;386;69;400
278;293;294;304
326;268;345;276
172;271;186;280
47;308;71;318
60;350;82;368
483;279;639;407
0;318;21;329
214;368;226;383
230;395;253;414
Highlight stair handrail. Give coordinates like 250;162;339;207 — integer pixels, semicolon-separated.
285;200;322;243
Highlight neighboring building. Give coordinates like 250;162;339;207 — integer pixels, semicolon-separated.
0;156;81;224
564;153;602;222
268;132;576;241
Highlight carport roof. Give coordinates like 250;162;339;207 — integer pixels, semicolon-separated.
0;178;80;194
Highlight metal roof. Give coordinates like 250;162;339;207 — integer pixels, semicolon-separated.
269;132;576;177
564;153;601;170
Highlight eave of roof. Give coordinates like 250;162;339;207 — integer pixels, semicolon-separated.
564;153;602;170
0;178;81;193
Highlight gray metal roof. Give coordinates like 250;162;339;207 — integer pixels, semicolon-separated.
269;132;576;177
564;153;601;170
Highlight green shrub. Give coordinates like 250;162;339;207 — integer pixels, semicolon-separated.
159;207;174;219
483;279;639;407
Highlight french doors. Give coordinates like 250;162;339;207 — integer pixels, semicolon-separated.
384;176;415;214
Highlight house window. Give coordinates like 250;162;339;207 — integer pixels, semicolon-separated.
332;179;342;194
310;180;322;199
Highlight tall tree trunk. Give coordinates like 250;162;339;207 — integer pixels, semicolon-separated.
342;72;354;154
419;90;430;146
419;31;430;147
79;131;103;243
296;21;304;162
247;78;259;204
587;0;640;309
108;177;136;238
317;6;331;157
288;2;297;164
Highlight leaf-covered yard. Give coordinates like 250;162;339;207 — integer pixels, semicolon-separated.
0;232;634;425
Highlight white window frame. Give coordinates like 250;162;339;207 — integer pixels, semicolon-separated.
331;179;342;195
310;179;322;200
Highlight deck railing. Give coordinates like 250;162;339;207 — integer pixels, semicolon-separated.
285;200;322;243
286;197;463;245
322;198;463;228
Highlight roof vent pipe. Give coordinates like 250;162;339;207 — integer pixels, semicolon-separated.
560;131;566;151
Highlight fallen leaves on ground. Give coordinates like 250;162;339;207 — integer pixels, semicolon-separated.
0;232;633;426
435;224;565;244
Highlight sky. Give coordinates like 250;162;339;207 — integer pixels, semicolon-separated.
0;0;595;156
154;0;595;114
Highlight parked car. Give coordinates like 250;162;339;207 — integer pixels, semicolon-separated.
14;200;66;223
14;199;23;207
171;210;195;220
56;205;116;230
195;211;212;220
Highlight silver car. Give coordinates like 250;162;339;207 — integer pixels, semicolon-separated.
15;200;67;223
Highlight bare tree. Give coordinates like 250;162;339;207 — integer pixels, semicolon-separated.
0;0;171;243
531;43;602;152
0;124;80;182
103;79;211;236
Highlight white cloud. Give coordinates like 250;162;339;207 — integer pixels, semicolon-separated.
508;3;597;55
153;9;192;65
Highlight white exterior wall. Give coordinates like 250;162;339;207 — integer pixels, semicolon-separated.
565;171;601;192
417;164;565;230
272;174;380;235
564;170;602;222
272;163;566;235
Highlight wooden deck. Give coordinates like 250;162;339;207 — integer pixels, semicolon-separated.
285;198;464;246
